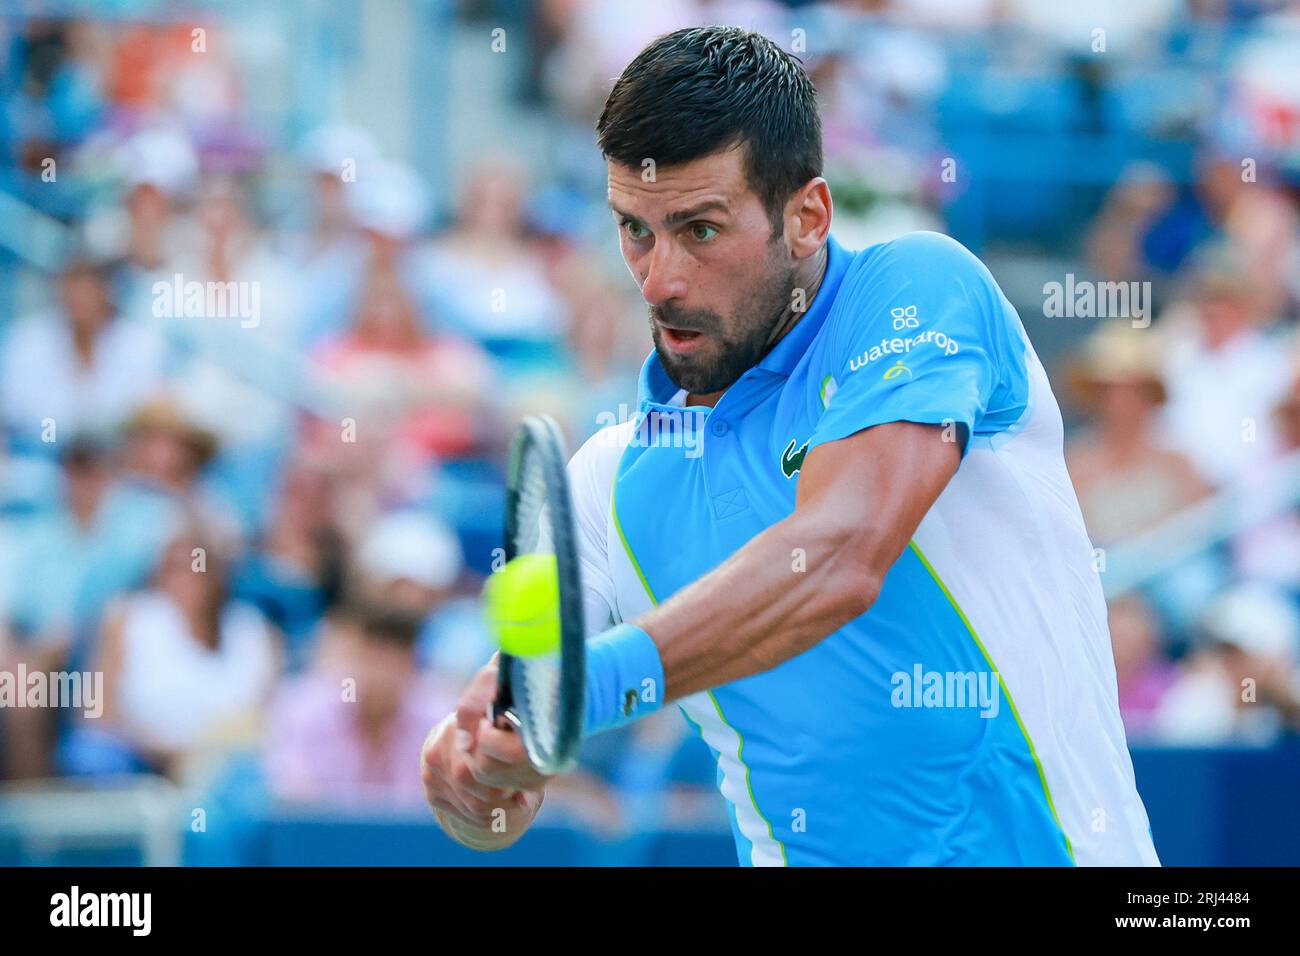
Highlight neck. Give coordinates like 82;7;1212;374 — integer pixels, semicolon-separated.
72;324;99;364
686;243;830;408
1100;417;1150;458
181;600;221;650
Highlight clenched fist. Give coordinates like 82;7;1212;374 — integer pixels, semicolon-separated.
420;658;549;850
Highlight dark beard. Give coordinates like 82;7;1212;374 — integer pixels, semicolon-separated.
649;257;797;395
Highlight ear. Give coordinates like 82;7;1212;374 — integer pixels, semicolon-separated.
785;177;832;261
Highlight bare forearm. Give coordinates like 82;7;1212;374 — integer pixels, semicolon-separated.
633;422;959;702
635;512;880;699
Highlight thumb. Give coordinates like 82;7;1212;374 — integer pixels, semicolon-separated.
454;696;489;750
454;659;501;748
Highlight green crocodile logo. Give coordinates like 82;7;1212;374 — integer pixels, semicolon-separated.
781;437;809;479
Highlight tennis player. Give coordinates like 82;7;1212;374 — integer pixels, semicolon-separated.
421;25;1160;866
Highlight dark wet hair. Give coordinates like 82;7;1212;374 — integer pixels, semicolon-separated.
597;26;822;238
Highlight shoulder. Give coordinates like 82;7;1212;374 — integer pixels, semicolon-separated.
568;419;639;511
102;316;164;353
875;229;980;262
224;600;274;645
269;672;341;724
840;231;994;296
2;313;61;357
825;230;1011;347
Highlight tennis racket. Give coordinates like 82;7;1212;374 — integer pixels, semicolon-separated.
489;414;586;775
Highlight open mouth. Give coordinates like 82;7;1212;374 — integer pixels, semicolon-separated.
660;323;706;351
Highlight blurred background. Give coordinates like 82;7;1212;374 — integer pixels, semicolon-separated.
1;0;1299;866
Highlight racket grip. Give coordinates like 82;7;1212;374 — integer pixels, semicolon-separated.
491;651;517;731
491;702;522;733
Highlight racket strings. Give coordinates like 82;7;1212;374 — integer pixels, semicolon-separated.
511;445;563;765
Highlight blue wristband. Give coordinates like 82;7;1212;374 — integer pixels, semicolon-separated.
584;623;665;736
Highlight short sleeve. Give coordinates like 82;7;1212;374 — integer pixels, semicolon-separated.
567;428;622;636
808;231;1027;457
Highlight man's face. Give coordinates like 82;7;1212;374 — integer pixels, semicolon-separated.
608;147;796;395
61;271;109;335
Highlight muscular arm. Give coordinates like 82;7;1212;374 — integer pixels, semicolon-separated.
636;421;962;699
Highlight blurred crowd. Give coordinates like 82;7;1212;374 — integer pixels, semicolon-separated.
2;0;1300;854
0;6;711;840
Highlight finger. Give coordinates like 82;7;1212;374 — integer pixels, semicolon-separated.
422;745;513;813
454;698;488;741
475;720;531;765
427;796;463;819
419;715;454;772
464;749;518;790
457;792;513;823
467;744;548;792
454;661;502;743
431;773;503;823
425;780;477;821
465;748;539;792
471;657;499;694
475;729;548;790
449;757;514;805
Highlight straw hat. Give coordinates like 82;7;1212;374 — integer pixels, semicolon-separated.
121;397;220;467
1184;240;1258;303
1068;321;1168;406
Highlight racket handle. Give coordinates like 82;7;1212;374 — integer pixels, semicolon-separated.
491;651;518;731
491;702;521;733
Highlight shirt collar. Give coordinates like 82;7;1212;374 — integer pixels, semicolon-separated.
636;233;852;409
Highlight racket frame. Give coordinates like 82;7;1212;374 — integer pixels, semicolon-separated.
489;415;586;774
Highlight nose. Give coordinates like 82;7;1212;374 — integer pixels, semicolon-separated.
638;241;688;309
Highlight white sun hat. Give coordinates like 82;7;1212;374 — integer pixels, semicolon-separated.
357;510;463;591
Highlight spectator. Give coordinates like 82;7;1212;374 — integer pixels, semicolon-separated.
1157;241;1296;488
416;157;568;358
1067;320;1209;544
284;125;377;347
561;268;645;440
86;124;199;316
351;508;495;683
60;400;233;659
263;600;453;807
3;18;104;188
168;173;306;409
1149;582;1300;749
66;525;280;779
230;454;346;670
1108;594;1178;742
0;256;164;451
2;435;112;649
1085;162;1177;285
1152;583;1300;744
0;439;112;779
116;396;237;540
1233;367;1300;599
307;270;498;471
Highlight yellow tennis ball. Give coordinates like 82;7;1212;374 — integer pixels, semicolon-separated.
484;553;561;658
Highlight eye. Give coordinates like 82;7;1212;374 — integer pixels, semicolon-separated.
620;218;650;241
689;222;718;242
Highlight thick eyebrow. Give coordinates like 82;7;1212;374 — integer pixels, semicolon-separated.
608;199;731;227
664;200;731;227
